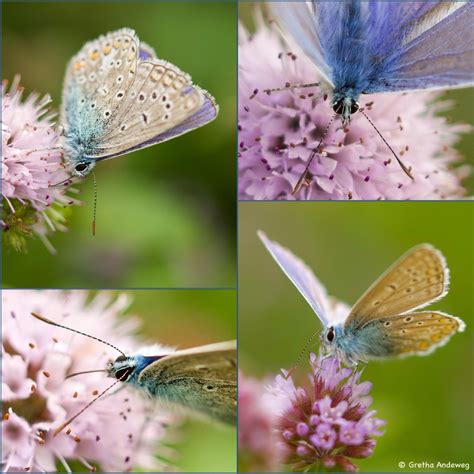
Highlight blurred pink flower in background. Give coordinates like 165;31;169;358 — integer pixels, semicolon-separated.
265;354;385;472
238;16;470;200
2;290;176;472
238;373;283;471
1;77;78;252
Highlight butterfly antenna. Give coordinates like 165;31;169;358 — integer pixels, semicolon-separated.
92;171;97;236
50;176;77;187
293;113;337;194
53;378;123;436
31;312;125;356
285;330;322;379
65;369;107;380
263;81;320;95
360;109;414;180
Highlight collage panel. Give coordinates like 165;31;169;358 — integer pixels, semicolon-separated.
238;2;473;201
2;288;236;472
238;201;473;472
3;1;236;288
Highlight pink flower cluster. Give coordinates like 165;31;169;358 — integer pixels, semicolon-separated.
238;17;470;200
2;77;78;248
266;354;385;472
2;290;175;472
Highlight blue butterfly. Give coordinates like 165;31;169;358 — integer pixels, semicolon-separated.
258;231;465;365
61;28;218;178
268;1;474;191
30;312;237;430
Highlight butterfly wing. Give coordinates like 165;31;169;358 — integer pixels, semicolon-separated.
89;59;218;160
344;244;449;332
355;311;465;359
258;231;332;326
62;28;218;161
365;2;474;93
61;28;141;157
137;341;236;425
268;1;334;88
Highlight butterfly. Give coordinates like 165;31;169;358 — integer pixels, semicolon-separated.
258;231;465;365
31;312;236;433
267;2;474;191
61;28;218;177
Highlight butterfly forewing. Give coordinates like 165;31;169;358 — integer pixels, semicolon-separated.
366;311;465;357
401;2;469;46
258;231;331;326
61;29;139;132
345;245;449;331
138;341;236;425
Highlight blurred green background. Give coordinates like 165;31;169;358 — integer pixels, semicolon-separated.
103;288;236;472
239;202;473;472
2;2;236;288
239;3;474;194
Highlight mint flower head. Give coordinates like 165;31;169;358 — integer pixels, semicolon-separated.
1;77;79;253
266;354;385;472
238;15;470;200
1;290;175;472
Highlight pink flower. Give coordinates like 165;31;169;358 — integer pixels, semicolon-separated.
265;354;385;472
238;373;283;472
2;77;79;252
1;290;176;472
238;16;470;200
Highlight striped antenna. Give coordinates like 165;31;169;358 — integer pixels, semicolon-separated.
31;312;125;356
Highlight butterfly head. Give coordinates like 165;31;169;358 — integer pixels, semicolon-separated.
106;354;136;383
332;96;359;126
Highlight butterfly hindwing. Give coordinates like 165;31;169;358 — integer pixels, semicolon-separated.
137;341;236;425
344;244;448;332
354;311;465;359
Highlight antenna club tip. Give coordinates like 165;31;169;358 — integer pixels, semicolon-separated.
31;312;52;324
53;426;65;437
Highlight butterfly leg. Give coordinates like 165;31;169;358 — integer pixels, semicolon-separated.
101;383;127;400
263;82;320;95
293;113;338;194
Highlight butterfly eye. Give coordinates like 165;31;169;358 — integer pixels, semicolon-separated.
326;327;335;343
115;367;131;381
350;101;360;114
75;163;88;173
